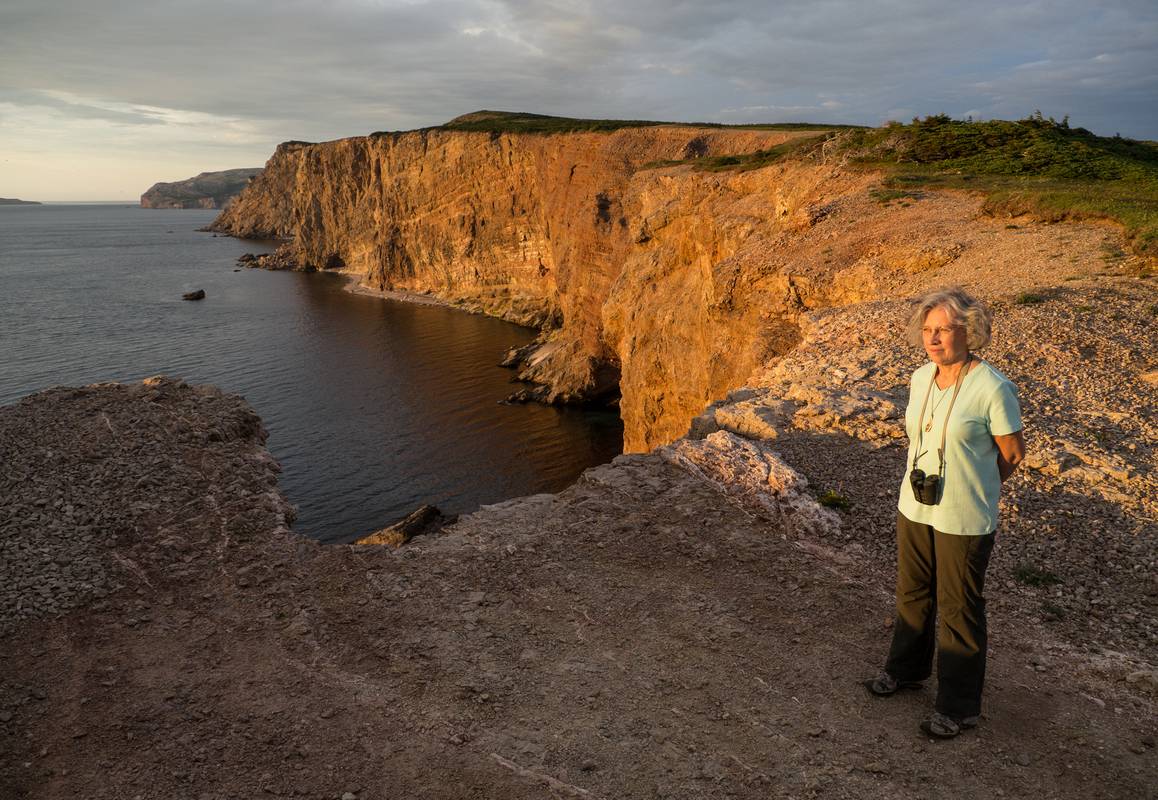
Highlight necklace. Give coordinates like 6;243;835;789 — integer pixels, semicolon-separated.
924;384;951;433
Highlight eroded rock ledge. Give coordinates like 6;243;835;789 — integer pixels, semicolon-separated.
1;376;1154;798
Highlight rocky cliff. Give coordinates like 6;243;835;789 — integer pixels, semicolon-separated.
210;117;1151;452
211;125;821;420
141;168;262;209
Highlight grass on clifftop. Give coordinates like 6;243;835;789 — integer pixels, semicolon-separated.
648;113;1158;258
434;110;865;135
642;133;836;173
845;114;1158;257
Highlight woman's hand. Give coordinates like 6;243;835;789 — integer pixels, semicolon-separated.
995;431;1026;482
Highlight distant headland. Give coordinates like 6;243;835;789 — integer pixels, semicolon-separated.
140;168;262;209
0;197;41;205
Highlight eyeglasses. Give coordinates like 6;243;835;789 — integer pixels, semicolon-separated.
921;326;961;338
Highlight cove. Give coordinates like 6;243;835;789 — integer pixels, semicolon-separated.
0;204;623;543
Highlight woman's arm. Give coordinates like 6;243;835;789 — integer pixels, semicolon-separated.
994;431;1026;482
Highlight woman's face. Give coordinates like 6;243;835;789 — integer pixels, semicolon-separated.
921;305;969;366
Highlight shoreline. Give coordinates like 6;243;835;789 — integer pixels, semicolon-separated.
337;270;457;309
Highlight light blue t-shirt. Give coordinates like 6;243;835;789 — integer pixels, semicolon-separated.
897;360;1023;535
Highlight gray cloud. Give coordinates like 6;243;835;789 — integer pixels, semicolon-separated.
0;0;1155;198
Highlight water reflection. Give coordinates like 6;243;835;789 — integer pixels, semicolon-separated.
280;272;623;541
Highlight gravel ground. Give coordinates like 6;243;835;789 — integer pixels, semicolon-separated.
1;377;1155;799
0;378;292;634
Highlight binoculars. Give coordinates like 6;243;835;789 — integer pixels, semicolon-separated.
909;468;942;505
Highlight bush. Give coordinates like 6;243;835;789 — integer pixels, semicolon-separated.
1014;562;1062;587
817;490;851;511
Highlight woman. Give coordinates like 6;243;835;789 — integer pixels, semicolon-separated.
864;286;1025;739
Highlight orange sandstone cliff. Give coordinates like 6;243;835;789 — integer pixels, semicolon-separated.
211;126;809;420
210;123;1131;452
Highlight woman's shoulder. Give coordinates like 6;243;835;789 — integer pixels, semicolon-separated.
909;361;936;383
970;360;1019;401
973;359;1016;387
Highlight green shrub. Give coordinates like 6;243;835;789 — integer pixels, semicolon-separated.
1015;292;1047;304
1015;562;1062;587
817;490;851;511
870;187;922;204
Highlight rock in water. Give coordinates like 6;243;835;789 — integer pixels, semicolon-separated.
235;248;297;271
182;289;206;301
355;505;453;546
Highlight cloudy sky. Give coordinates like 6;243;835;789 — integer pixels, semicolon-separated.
2;0;1155;200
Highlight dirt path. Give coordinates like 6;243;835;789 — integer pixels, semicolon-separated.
1;379;1153;799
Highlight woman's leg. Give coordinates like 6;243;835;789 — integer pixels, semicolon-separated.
932;530;996;719
884;513;938;682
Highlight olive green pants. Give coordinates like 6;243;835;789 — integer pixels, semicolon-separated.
885;512;996;719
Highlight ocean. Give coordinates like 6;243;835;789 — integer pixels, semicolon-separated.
0;203;622;543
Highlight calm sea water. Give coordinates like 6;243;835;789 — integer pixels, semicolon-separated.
0;204;622;543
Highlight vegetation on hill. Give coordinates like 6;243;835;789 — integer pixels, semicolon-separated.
432;110;864;135
646;113;1158;258
642;133;834;173
439;110;664;133
848;114;1158;257
847;113;1156;178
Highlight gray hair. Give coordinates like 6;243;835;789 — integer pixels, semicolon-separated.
905;286;993;350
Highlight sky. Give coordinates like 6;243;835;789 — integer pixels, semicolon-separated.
1;0;1156;201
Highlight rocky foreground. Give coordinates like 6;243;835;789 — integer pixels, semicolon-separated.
1;364;1154;799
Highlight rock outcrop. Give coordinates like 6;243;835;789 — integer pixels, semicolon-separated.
141;168;262;209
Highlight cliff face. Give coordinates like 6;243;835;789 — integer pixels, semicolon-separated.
141;168;263;209
210;126;1129;451
211;127;810;407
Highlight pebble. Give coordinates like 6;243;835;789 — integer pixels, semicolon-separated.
341;793;358;800
1016;753;1032;767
